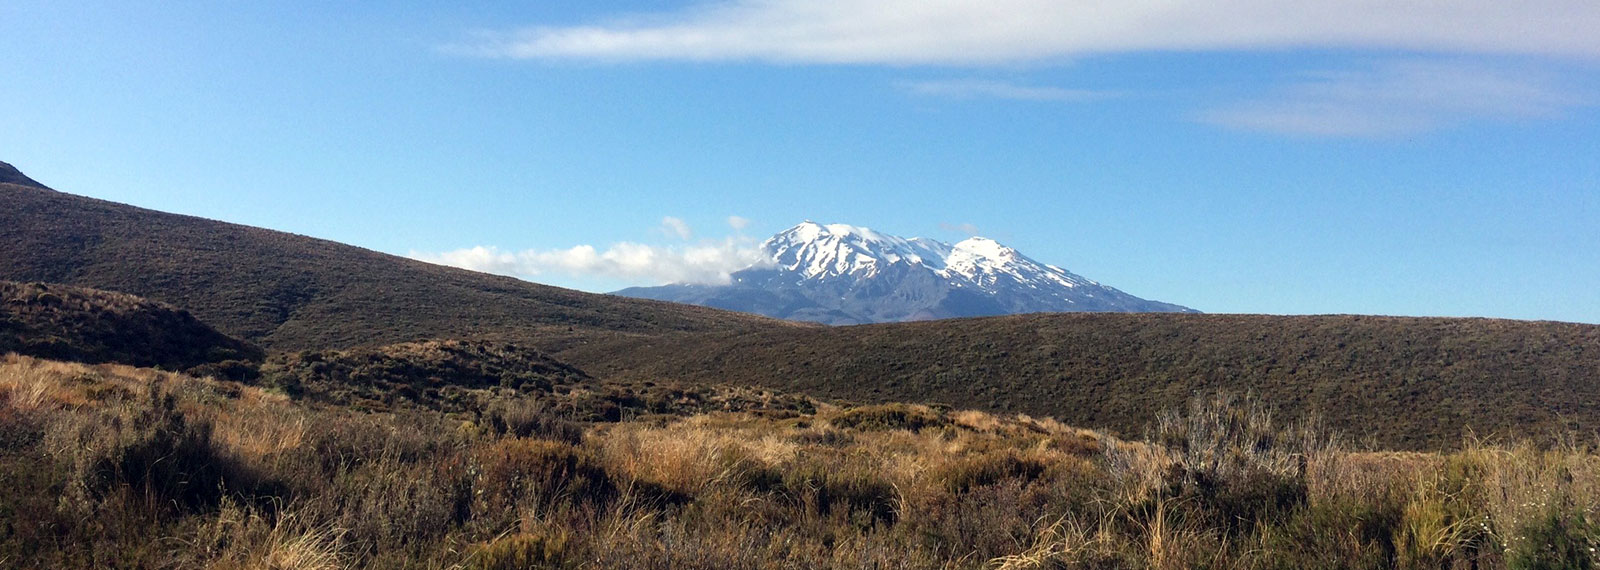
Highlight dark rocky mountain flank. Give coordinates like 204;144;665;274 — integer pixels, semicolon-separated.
0;167;790;353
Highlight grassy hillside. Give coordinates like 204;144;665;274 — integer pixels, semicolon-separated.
4;162;1598;451
561;313;1600;449
0;280;262;375
260;339;815;421
4;354;1599;569
0;176;790;352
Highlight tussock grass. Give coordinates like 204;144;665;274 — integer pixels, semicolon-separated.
5;354;1600;568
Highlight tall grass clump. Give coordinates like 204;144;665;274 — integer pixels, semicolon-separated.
1147;392;1334;533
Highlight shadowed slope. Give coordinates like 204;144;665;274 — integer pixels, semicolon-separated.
560;312;1600;449
0;161;48;189
0;169;790;352
0;280;262;372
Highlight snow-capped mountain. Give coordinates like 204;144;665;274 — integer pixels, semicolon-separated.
615;222;1195;324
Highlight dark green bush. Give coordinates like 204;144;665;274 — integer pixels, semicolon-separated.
468;531;572;570
780;461;898;527
934;449;1048;494
483;400;585;444
1510;510;1599;570
830;403;947;432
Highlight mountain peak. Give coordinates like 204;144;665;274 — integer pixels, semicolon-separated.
622;221;1195;323
765;221;949;280
0;161;50;190
952;236;1017;261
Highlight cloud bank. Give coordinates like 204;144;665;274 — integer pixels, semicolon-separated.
413;238;767;286
457;1;1600;64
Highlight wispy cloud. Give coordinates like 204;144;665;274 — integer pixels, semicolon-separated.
659;216;693;240
904;79;1107;102
940;222;982;236
411;237;766;286
452;1;1600;65
727;215;751;231
1199;60;1586;137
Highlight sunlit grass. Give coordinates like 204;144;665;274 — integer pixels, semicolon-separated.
3;353;1598;568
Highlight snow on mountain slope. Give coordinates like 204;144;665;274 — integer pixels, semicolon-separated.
765;222;951;279
617;221;1195;324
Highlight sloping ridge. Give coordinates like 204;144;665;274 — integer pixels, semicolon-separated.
562;312;1600;449
0;280;263;371
0;168;788;352
0;161;48;189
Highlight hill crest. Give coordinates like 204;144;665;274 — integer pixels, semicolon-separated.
0;166;789;352
0;161;49;189
0;280;262;374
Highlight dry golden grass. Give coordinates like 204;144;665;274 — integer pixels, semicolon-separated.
6;355;1600;569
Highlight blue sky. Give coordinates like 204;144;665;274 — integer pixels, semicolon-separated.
3;1;1598;323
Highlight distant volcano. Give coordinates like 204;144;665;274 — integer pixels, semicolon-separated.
615;221;1194;324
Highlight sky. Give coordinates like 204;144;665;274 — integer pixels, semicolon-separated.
2;1;1598;323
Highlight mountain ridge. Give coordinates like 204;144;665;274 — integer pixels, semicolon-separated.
0;166;791;353
618;221;1193;324
3;161;1599;450
0;160;49;189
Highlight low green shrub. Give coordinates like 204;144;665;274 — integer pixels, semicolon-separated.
1509;510;1599;570
468;530;572;570
935;449;1049;494
830;403;947;432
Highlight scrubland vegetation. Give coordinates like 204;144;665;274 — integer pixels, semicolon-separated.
4;353;1598;569
0;280;262;375
566;313;1600;450
0;182;782;353
10;179;1600;452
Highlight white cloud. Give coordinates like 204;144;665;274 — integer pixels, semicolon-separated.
454;1;1600;64
659;216;693;240
940;222;981;236
1199;60;1586;136
412;237;767;286
904;79;1107;102
727;215;751;230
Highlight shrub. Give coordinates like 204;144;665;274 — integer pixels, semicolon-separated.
483;399;585;445
934;449;1049;494
468;530;572;570
790;427;854;447
75;386;262;514
477;439;614;513
780;460;899;527
829;403;947;432
186;359;261;382
1509;510;1599;570
1150;392;1327;533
